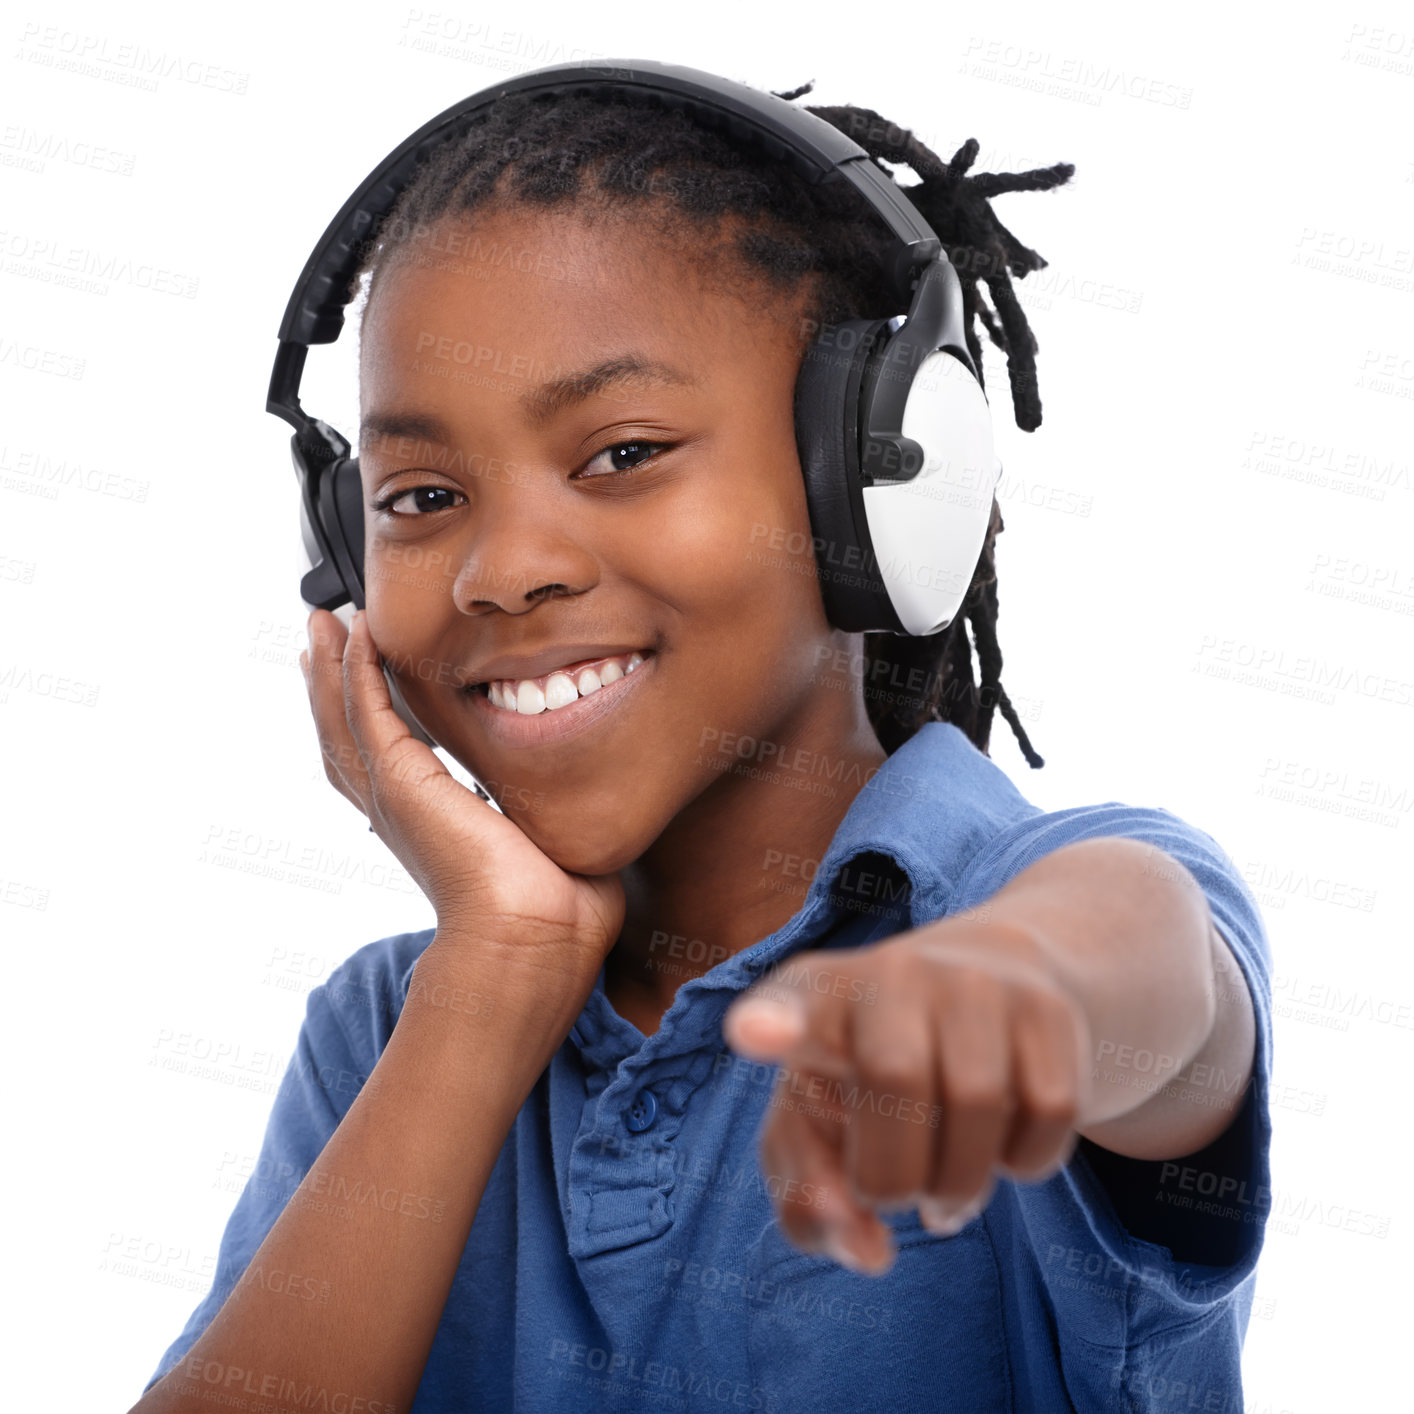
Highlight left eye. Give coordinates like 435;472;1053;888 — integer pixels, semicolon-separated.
578;441;669;479
373;486;466;517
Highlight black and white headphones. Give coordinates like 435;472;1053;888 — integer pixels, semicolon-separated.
267;58;1001;752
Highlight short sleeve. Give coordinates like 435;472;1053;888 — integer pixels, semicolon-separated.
950;802;1274;1351
139;975;376;1395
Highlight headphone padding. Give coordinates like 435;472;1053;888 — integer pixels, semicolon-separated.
793;320;898;632
328;457;369;609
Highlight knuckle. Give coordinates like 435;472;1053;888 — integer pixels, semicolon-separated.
942;961;1003;1000
944;1072;1007;1116
855;1044;925;1096
1025;1084;1078;1129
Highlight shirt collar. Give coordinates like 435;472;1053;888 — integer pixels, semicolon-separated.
570;721;1038;1067
810;720;1036;920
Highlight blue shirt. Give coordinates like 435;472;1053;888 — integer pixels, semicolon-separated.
144;721;1274;1412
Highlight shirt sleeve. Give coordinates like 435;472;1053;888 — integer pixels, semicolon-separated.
949;802;1274;1352
139;952;390;1395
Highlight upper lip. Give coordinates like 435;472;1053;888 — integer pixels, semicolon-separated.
462;643;654;687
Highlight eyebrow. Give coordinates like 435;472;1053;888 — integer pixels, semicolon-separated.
521;355;698;429
359;411;450;449
359;354;698;449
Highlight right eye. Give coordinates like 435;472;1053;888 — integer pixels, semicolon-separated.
371;486;467;518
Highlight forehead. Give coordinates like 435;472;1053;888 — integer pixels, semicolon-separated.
358;205;808;386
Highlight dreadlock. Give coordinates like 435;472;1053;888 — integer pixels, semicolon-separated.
351;79;1073;768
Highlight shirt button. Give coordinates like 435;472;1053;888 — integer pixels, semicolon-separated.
625;1089;658;1132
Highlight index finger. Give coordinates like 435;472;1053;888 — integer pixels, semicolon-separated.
723;950;858;1080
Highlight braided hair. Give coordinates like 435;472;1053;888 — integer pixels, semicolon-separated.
351;79;1073;768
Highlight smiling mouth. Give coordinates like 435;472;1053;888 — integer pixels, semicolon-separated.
474;649;655;715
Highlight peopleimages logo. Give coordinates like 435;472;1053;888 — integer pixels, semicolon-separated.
0;229;199;298
16;23;249;95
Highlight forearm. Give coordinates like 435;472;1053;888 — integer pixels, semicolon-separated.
965;837;1255;1160
131;945;571;1414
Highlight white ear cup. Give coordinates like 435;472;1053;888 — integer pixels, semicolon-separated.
860;349;1000;635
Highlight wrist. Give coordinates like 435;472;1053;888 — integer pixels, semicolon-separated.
412;932;598;1035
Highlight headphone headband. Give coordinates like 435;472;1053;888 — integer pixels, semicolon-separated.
267;58;945;430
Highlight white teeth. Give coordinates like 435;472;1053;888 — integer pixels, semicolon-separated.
543;672;578;710
486;650;651;714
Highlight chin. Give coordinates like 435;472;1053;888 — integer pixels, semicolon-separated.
534;835;638;880
494;805;643;880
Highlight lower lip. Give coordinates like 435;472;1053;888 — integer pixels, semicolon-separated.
466;653;658;748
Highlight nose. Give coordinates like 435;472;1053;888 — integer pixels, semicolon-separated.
450;488;598;615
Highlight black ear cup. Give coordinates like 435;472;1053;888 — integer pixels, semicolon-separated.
324;457;370;610
296;451;366;613
792;318;905;634
298;453;441;750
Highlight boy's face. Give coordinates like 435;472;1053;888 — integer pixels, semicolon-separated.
357;206;870;874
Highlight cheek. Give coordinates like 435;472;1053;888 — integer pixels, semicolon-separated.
363;546;459;680
734;409;821;568
727;467;830;631
657;466;832;726
660;433;818;606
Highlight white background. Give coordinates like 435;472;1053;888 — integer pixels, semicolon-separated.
4;1;1410;1407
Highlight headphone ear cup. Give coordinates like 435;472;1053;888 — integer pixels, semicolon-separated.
328;456;369;607
298;454;369;612
793;319;898;632
302;454;442;751
859;347;999;636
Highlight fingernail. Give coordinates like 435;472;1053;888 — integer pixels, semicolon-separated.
730;997;798;1046
820;1220;893;1275
733;997;787;1026
919;1199;975;1236
822;1230;869;1272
